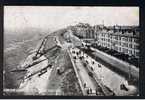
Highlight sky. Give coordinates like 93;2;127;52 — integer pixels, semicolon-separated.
4;6;139;32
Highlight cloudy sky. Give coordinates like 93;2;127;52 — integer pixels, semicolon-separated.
4;6;139;32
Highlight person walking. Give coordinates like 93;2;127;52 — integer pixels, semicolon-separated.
84;83;86;88
87;88;89;95
89;88;92;94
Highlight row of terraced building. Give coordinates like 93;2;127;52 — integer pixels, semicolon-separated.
68;23;139;59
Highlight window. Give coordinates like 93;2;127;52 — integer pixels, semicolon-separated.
126;43;128;47
125;49;128;53
122;37;125;41
136;51;139;57
134;38;139;43
108;44;110;47
126;37;128;41
123;48;125;52
108;39;110;42
125;37;128;41
115;47;118;51
129;44;132;48
104;34;106;37
122;37;128;41
115;36;118;40
121;37;123;41
129;50;132;54
129;38;132;42
119;47;121;51
112;36;115;39
108;34;110;38
134;45;139;49
123;43;125;47
103;34;105;37
122;48;128;53
116;40;118;44
122;43;128;47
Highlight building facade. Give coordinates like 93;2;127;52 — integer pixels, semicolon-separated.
69;23;139;58
96;25;139;58
71;23;94;39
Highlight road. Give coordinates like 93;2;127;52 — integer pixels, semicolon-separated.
69;48;97;95
66;32;138;96
71;34;139;80
79;48;137;96
58;34;98;95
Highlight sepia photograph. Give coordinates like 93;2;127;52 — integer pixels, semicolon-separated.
3;6;139;96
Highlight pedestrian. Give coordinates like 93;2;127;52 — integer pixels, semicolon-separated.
87;88;89;94
84;83;86;88
74;59;76;63
91;67;93;71
92;61;94;64
98;86;102;92
95;88;98;95
89;88;92;94
86;60;88;64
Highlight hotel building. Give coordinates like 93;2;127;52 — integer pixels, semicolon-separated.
94;25;139;58
70;23;139;58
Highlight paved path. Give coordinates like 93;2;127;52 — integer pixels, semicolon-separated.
69;48;97;95
80;49;137;96
75;59;96;89
90;47;139;79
